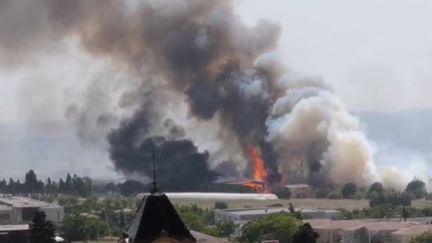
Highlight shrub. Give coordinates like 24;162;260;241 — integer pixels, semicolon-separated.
341;183;358;198
327;190;342;199
238;213;299;243
314;187;330;198
406;180;427;199
214;201;228;209
354;192;364;200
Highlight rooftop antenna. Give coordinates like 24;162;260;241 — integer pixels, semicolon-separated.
150;143;159;194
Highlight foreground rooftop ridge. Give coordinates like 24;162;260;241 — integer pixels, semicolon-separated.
124;191;196;243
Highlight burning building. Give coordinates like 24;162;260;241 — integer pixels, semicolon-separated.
243;146;269;192
0;0;380;190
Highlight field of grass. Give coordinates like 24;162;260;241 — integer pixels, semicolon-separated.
412;199;432;208
171;198;432;210
171;198;369;210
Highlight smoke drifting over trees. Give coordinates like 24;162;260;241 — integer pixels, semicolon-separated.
0;0;381;188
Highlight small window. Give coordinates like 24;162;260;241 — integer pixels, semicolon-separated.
22;208;39;222
0;213;9;220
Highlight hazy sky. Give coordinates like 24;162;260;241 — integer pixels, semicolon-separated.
0;0;431;180
237;0;432;112
1;0;432;123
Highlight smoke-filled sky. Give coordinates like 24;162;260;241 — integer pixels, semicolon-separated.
0;0;431;185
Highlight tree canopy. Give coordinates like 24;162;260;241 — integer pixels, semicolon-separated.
406;180;427;199
0;170;92;197
367;182;383;198
292;223;319;243
238;213;299;243
31;211;56;243
369;189;412;207
341;183;358;198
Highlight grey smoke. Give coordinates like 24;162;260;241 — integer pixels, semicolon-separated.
0;0;384;187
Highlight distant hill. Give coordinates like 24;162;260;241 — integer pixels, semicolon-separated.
0;121;117;180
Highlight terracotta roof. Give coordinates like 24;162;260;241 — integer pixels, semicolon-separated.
191;231;230;243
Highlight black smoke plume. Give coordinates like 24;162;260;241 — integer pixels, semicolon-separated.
108;107;216;191
0;0;379;188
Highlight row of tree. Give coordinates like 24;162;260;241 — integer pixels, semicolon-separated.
314;179;428;203
0;170;92;197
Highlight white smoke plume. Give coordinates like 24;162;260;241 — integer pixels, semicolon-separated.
0;0;390;188
267;76;379;186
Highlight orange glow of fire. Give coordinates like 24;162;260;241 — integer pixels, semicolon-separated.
243;181;265;191
249;145;268;181
243;145;268;192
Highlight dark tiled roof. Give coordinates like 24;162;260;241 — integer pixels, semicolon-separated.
126;193;196;243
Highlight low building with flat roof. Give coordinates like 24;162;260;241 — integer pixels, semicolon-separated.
0;224;30;243
284;184;312;198
215;207;341;224
306;219;431;243
0;194;64;225
391;225;432;243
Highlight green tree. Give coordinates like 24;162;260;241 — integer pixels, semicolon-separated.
118;180;146;196
367;182;383;198
369;189;412;207
214;201;228;209
238;213;299;243
59;179;66;193
31;211;56;243
341;183;358;198
217;221;236;238
327;190;342;199
292;223;319;243
62;214;109;241
314;187;330;198
406;180;427;199
25;170;38;193
0;179;7;193
65;173;73;194
410;230;432;243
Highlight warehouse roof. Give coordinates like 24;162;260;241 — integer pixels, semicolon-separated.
0;224;29;232
0;194;59;208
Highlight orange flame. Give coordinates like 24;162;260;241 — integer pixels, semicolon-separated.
243;145;268;192
249;145;268;181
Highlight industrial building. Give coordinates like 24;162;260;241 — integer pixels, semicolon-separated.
0;194;64;225
284;184;312;198
215;207;341;224
306;218;432;243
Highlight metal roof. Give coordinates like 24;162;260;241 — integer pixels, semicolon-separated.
0;194;59;208
220;207;339;216
0;224;29;232
392;225;432;235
